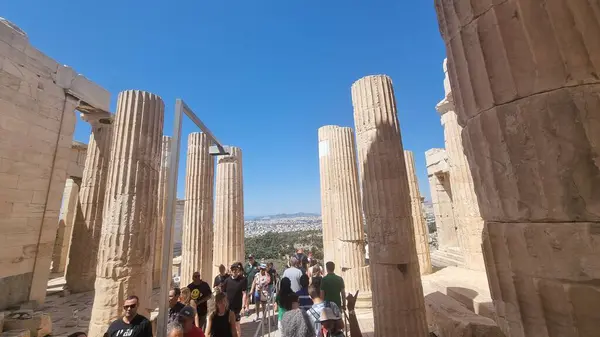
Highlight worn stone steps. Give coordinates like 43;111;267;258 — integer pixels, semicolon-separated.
430;248;465;268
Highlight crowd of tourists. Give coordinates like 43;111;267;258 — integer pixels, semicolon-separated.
100;250;362;337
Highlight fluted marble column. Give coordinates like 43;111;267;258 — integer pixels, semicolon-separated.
351;75;427;337
65;122;113;293
324;125;369;292
181;133;215;283
153;136;171;288
51;178;80;274
404;151;432;275
436;1;600;336
213;147;244;277
317;126;340;267
88;90;163;337
436;59;485;271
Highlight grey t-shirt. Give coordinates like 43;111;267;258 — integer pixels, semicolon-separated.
283;267;303;292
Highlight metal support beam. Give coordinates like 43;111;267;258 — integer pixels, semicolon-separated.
157;99;229;336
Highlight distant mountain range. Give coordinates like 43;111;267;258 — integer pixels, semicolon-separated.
245;212;320;220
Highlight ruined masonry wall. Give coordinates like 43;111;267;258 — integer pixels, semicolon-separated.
0;18;109;309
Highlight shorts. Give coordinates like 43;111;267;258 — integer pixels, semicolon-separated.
232;308;242;322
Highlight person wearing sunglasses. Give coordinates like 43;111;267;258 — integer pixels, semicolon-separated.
105;295;152;337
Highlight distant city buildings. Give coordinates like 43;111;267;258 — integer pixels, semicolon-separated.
172;199;437;257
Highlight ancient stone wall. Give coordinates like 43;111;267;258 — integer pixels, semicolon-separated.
436;59;485;271
65;123;113;293
0;18;109;309
50;142;87;274
435;1;600;335
425;149;458;250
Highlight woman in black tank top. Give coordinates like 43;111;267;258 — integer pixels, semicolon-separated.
205;293;236;337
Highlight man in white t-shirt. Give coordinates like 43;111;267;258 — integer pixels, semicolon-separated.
282;256;303;292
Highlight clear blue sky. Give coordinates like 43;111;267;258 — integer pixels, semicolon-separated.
4;1;446;216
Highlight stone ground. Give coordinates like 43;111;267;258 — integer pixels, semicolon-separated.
43;266;488;336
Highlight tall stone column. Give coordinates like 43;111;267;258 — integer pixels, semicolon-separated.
436;59;485;271
153;136;171;289
65;121;113;293
317;126;339;267
213;147;244;277
88;90;163;337
51;178;80;274
181;133;215;283
351;75;427;337
435;1;600;336
404;151;432;275
321;125;369;291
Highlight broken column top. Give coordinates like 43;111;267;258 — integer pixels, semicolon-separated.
0;17;111;117
425;148;449;175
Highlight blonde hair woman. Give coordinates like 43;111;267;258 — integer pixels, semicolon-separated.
179;287;200;327
205;292;238;337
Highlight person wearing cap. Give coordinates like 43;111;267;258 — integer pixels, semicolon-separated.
178;306;206;337
221;262;248;337
250;263;271;321
319;307;344;337
244;255;259;303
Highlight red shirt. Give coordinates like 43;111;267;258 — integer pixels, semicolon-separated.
185;326;205;337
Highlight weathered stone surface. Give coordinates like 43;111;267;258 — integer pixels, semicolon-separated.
66;141;88;180
153;136;171;289
352;74;428;337
181;133;215;284
425;292;504;337
213;147;244;275
404;150;432;275
0;17;110;308
65;123;113;293
0;330;30;337
88;90;163;337
317;127;337;266
421;266;495;322
425;148;459;253
318;125;368;291
435;1;600;336
50;178;80;274
436;59;485;271
3;311;51;337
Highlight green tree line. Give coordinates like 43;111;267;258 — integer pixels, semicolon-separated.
244;230;324;267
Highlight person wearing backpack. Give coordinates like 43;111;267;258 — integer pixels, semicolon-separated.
305;283;343;337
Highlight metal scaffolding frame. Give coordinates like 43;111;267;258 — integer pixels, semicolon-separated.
157;99;229;336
